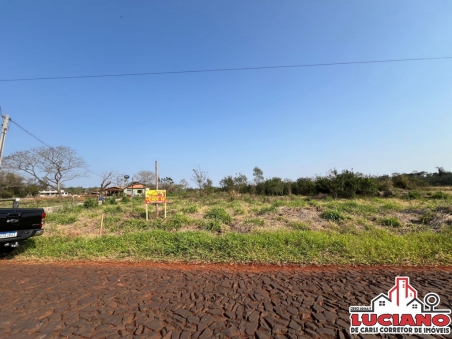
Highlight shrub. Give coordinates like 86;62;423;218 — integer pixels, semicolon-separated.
379;217;402;227
420;211;435;225
204;207;232;224
121;196;131;203
405;191;421;200
105;197;117;205
320;210;346;221
430;191;450;200
83;198;97;209
392;175;410;189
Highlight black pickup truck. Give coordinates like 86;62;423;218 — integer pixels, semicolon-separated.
0;202;45;253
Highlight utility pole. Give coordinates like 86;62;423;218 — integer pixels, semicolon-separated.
0;114;10;169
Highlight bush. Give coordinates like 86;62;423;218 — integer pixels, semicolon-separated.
105;197;117;205
420;211;435;225
405;191;421;200
379;217;402;227
83;198;97;208
204;207;232;224
320;210;346;221
430;191;450;200
121;196;131;203
392;175;410;189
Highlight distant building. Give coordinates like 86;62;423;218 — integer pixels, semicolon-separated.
104;186;124;197
124;183;148;197
38;190;69;197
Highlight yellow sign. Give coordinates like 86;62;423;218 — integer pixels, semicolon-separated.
146;190;166;204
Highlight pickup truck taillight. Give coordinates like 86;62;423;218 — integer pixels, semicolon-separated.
40;212;46;228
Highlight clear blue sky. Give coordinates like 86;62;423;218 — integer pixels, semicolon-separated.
1;0;452;188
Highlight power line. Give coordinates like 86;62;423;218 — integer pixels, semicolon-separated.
6;116;53;148
1;56;451;82
2;115;103;178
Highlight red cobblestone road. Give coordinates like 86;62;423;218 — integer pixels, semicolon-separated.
1;262;451;339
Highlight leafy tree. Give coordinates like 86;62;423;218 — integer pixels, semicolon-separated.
253;167;264;185
203;178;214;195
293;177;316;196
160;177;174;191
0;171;35;198
233;173;248;193
219;175;235;192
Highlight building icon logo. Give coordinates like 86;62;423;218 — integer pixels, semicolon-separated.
349;276;451;335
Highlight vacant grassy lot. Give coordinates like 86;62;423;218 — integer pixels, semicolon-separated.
10;190;452;264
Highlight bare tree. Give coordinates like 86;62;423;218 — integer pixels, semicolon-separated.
179;179;188;189
134;170;155;187
3;146;87;198
191;166;208;190
110;172;127;187
436;167;448;177
98;171;114;197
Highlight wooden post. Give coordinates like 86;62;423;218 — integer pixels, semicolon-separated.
146;203;148;221
155;160;158;217
100;213;104;236
164;202;167;219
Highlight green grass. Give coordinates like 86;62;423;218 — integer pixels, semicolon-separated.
243;217;265;226
379;217;402;228
204;207;232;224
257;205;277;215
15;229;452;265
45;213;78;225
320;210;346;221
180;204;199;214
323;201;378;215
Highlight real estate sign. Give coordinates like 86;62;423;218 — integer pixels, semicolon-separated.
146;190;166;204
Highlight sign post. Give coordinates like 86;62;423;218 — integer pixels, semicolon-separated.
145;189;167;220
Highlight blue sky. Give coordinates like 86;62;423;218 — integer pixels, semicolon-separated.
1;0;452;187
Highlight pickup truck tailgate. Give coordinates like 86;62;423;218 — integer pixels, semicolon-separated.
0;209;44;232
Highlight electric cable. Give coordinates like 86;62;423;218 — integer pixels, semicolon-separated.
0;56;451;82
1;115;103;177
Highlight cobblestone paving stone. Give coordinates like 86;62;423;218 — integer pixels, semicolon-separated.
0;262;451;339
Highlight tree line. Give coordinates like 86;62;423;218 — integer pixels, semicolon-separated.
1;145;451;199
194;166;452;198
